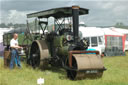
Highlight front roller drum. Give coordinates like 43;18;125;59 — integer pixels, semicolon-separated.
67;54;105;80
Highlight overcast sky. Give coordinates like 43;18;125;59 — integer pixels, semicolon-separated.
0;0;128;26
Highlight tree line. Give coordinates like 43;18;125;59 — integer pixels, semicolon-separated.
0;23;26;28
0;22;128;29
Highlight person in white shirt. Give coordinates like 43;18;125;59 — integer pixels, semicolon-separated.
10;33;22;69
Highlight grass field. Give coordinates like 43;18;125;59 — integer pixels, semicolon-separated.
0;53;128;85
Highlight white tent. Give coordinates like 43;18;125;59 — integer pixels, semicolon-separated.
79;27;104;37
0;28;14;56
102;28;123;36
0;28;14;43
110;27;128;34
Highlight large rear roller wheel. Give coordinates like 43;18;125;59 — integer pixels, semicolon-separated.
29;40;49;69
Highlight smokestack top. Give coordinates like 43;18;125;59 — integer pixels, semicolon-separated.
72;6;80;9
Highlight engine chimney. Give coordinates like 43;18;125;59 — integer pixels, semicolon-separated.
72;6;79;43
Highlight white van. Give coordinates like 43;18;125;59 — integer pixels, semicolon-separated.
84;36;105;55
79;27;105;55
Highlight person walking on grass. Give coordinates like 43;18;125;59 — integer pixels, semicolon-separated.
10;33;22;69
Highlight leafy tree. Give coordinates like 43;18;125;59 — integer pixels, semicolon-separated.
114;22;128;29
0;23;8;28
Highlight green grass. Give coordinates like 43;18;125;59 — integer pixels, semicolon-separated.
0;53;128;85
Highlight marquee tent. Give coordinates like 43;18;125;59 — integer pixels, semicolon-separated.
102;28;125;56
110;27;128;51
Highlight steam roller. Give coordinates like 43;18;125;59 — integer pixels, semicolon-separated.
26;6;106;80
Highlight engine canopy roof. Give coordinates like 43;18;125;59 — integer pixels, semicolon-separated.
27;6;89;19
